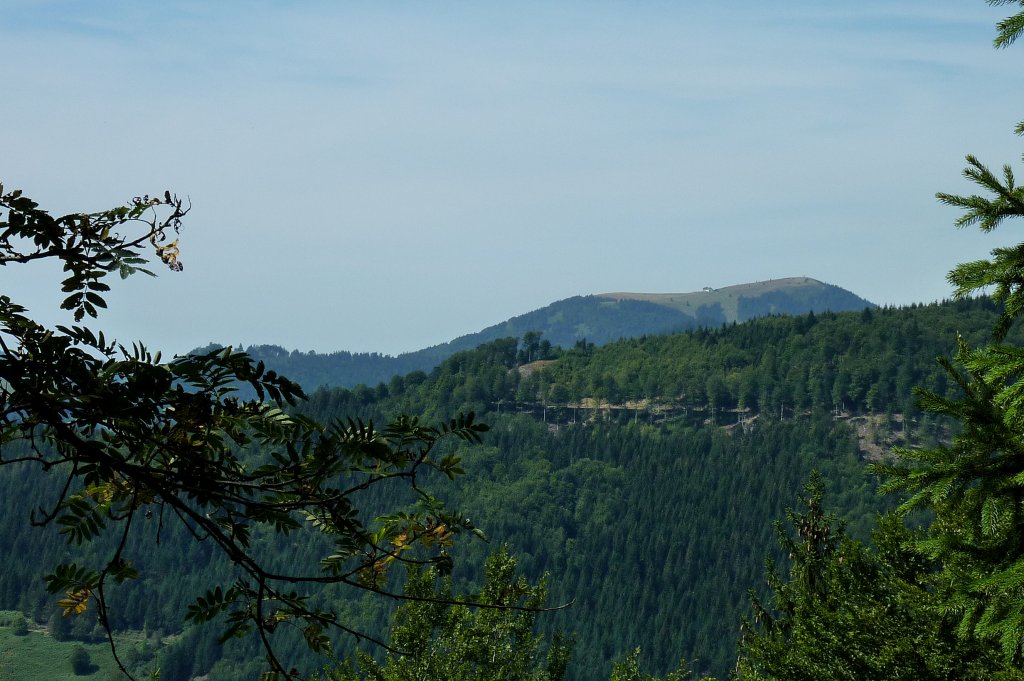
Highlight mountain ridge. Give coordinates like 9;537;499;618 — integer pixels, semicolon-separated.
218;277;875;390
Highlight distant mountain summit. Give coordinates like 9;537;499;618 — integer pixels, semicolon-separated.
598;277;874;327
231;277;874;390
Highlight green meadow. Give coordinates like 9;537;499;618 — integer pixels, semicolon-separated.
0;611;153;681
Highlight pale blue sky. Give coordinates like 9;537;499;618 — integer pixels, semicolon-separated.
2;1;1021;355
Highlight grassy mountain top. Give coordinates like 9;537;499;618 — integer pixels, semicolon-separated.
599;277;873;323
604;276;824;301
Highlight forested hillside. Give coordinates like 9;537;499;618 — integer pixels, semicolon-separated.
228;278;873;392
0;298;1001;680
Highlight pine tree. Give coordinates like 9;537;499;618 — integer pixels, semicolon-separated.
872;1;1024;664
735;478;1018;680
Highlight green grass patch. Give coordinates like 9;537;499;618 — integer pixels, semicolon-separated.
599;276;828;322
0;611;155;681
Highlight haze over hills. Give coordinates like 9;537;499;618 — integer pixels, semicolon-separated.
225;277;875;391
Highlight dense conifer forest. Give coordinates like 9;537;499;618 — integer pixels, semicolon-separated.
0;297;1012;680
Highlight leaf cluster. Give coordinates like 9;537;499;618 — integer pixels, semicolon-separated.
0;185;492;680
325;548;572;681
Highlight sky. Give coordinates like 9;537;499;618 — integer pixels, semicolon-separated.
2;1;1022;356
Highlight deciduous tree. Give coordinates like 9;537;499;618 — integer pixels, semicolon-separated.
325;548;572;681
0;185;489;680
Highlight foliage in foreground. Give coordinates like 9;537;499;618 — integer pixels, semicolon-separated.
735;477;1019;681
608;648;714;681
0;185;492;679
323;548;571;681
871;0;1024;666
